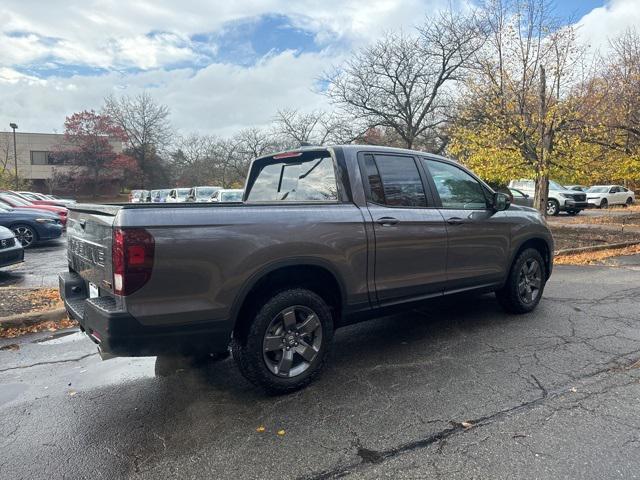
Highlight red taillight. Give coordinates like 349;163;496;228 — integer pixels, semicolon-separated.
273;152;303;159
112;228;154;296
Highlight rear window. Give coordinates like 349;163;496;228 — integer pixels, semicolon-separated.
246;152;338;202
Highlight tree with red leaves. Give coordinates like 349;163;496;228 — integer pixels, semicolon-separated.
53;110;138;194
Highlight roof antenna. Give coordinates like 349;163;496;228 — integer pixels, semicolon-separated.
299;142;314;147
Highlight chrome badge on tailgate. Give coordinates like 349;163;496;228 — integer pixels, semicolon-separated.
69;237;106;267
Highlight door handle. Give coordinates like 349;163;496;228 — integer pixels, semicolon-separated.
446;217;464;225
375;216;399;226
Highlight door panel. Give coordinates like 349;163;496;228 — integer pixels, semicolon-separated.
422;158;510;290
359;153;447;304
440;209;510;289
368;204;448;302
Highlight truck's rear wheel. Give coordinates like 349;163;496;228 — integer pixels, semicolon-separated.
496;248;546;314
232;288;333;394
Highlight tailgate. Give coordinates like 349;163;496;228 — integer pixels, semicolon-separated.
67;204;120;294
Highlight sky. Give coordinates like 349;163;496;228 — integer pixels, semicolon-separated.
0;0;639;137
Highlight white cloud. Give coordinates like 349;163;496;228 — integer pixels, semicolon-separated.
577;0;640;51
0;0;445;69
0;67;45;85
0;50;337;135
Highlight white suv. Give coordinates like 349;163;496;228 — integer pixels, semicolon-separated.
508;179;588;216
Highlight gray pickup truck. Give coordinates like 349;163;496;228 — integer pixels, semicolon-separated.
60;145;553;393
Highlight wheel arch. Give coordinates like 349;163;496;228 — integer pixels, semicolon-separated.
510;237;553;281
231;259;346;343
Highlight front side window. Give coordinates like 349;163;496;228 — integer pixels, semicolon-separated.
363;154;427;207
423;160;488;210
246;152;338;202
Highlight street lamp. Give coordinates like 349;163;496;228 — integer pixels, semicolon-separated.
9;123;18;189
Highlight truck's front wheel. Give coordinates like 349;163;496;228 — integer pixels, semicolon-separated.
232;288;333;394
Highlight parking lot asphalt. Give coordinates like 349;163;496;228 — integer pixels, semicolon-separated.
0;236;66;289
1;259;640;479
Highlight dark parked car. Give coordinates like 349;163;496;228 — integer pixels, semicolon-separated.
0;226;24;268
60;145;553;393
0;206;63;248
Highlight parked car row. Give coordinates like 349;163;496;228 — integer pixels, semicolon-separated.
0;190;69;249
129;186;244;204
507;180;635;215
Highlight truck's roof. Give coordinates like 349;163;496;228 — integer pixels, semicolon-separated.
259;144;455;164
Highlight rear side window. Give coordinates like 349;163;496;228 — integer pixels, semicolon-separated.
363;154;427;207
246;152;338;202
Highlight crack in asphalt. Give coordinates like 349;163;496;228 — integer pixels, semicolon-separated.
0;352;97;373
301;354;640;480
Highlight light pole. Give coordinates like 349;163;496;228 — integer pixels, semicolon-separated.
9;123;18;189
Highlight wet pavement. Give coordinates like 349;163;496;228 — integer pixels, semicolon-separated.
0;236;66;289
1;259;640;479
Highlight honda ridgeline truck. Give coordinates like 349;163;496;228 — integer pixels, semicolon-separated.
60;146;553;393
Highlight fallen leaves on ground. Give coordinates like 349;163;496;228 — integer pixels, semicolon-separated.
554;244;640;265
25;288;64;312
0;318;78;339
277;429;286;436
256;426;266;433
0;287;63;317
0;343;19;351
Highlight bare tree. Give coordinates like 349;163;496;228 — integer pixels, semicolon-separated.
322;8;485;150
103;92;172;187
273;109;362;146
170;133;219;186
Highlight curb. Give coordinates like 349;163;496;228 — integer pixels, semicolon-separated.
0;307;67;329
555;241;640;257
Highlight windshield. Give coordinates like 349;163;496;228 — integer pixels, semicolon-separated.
247;152;338;202
0;194;31;206
197;187;218;198
588;186;609;193
221;191;243;202
176;188;190;198
548;180;565;191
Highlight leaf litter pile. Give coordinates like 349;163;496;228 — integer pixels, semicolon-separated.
555;244;640;265
0;288;62;317
0;288;76;338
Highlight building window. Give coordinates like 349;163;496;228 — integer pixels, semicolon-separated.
30;151;50;165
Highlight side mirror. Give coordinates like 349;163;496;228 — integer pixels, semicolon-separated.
492;192;511;211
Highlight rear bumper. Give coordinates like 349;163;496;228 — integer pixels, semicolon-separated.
0;244;24;267
59;271;231;357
